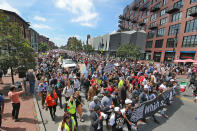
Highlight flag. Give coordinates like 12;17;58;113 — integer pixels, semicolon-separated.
180;82;187;92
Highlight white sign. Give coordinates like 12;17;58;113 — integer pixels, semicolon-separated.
104;63;115;73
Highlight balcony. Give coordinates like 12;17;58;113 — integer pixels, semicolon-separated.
139;21;146;26
189;9;197;17
118;24;124;29
118;20;122;23
125;17;130;21
150;6;160;12
140;6;148;11
149;23;158;30
132;5;139;10
166;6;181;14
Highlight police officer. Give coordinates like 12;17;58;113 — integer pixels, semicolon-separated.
109;107;125;131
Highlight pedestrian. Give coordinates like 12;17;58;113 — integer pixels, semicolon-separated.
0;93;5;127
55;79;63;109
8;83;25;122
88;83;98;101
74;91;85;122
89;96;101;113
38;79;48;109
65;95;78;127
109;107;125;131
0;68;3;84
57;112;76;131
45;89;58;121
26;69;36;95
90;106;105;131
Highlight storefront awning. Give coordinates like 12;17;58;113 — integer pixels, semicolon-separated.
180;51;196;53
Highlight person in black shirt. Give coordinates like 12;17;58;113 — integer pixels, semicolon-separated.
84;78;90;100
74;91;85;122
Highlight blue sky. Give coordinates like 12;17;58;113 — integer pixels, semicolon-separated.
0;0;132;47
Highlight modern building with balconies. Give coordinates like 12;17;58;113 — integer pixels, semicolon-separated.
120;0;197;62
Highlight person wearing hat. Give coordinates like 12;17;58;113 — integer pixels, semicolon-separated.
90;105;104;131
8;83;25;122
88;83;98;101
109;107;125;131
89;96;101;113
121;99;136;131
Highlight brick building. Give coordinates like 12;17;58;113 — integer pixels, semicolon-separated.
0;9;30;41
39;35;49;45
120;0;197;62
48;41;55;49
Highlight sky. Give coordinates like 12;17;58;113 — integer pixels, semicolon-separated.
0;0;132;47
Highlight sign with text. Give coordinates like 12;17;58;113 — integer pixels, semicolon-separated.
104;63;115;73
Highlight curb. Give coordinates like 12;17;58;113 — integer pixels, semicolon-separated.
33;95;46;131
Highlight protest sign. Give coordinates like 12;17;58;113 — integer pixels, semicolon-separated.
130;88;175;123
104;63;115;73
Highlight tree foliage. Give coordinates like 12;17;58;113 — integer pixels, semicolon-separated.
83;44;93;53
67;37;82;51
116;43;141;60
38;42;50;52
0;12;36;83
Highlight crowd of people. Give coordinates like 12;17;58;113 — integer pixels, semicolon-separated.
2;49;197;131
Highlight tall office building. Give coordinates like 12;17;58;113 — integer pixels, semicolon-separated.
120;0;197;62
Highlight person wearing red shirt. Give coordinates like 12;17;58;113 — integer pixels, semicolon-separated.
46;90;58;121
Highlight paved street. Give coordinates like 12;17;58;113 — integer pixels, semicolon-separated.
34;75;197;131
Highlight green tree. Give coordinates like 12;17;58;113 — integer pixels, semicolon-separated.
116;43;141;60
67;37;82;51
83;44;93;53
0;12;36;84
38;42;50;52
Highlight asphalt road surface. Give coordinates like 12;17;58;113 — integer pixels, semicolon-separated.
35;76;197;131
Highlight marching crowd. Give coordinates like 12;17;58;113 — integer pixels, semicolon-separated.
2;50;197;131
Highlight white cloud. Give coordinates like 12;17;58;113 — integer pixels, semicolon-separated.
34;16;46;22
54;0;98;27
31;24;51;29
0;1;20;14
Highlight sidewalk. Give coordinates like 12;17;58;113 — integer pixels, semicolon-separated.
0;75;40;131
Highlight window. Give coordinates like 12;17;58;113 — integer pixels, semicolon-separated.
160;17;168;25
151;13;157;21
146;41;153;48
186;6;197;18
150;21;157;27
185;19;197;32
147;31;155;39
166;38;177;48
144;18;148;23
160;8;167;16
191;0;197;4
173;0;184;8
163;0;168;6
171;12;182;22
168;24;181;36
157;28;165;37
155;40;163;48
182;35;197;47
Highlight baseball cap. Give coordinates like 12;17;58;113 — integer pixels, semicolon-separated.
125;99;133;104
114;107;120;112
170;79;175;82
93;96;99;101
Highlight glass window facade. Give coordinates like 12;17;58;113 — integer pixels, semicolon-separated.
171;12;182;22
186;6;197;18
157;28;165;37
173;0;184;8
155;40;163;48
182;35;197;47
147;31;155;39
166;38;177;48
146;41;153;48
160;8;167;16
151;13;157;21
190;0;197;4
163;0;168;6
144;18;148;23
168;24;181;36
160;17;168;25
185;19;197;32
